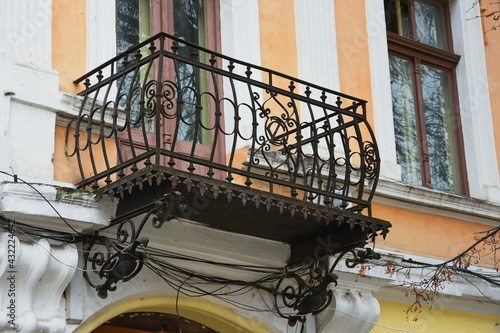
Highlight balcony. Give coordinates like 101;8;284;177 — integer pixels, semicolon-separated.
68;33;390;263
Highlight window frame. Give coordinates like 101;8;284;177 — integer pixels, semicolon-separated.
385;0;469;194
114;0;225;174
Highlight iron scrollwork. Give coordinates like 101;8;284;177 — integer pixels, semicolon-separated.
83;191;186;298
274;259;338;327
273;248;380;327
71;32;382;215
94;236;148;299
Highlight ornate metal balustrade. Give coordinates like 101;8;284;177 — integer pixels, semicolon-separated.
69;32;380;215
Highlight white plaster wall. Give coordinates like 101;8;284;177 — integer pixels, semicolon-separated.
365;0;402;179
220;0;261;65
1;0;53;70
220;0;262;149
449;0;500;202
0;0;60;182
294;0;340;93
8;102;56;181
0;182;116;232
0;6;11;181
0;232;78;333
294;0;345;159
86;0;117;71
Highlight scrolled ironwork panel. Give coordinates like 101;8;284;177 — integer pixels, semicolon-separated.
69;32;380;215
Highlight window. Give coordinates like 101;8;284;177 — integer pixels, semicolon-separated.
117;0;153;131
114;0;224;175
116;0;218;143
384;0;467;194
117;0;151;55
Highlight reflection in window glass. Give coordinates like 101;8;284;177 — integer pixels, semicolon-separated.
389;55;422;185
415;0;446;49
117;0;151;54
116;0;153;131
420;64;460;192
174;0;208;144
384;0;411;38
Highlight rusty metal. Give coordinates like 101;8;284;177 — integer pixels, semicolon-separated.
68;32;380;214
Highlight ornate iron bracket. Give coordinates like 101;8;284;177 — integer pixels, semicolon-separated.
273;248;380;327
83;192;185;298
273;260;337;327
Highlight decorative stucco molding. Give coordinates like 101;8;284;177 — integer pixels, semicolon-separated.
0;232;78;333
315;283;381;333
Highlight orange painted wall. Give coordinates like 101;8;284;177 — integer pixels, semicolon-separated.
53;125;118;186
52;0;86;93
334;0;375;154
372;202;495;266
257;1;301;147
52;0;87;182
482;3;500;175
258;0;298;88
334;0;374;129
54;125;81;184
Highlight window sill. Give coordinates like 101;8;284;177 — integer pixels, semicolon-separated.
373;177;500;226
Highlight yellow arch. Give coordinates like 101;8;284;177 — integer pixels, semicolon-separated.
74;293;278;333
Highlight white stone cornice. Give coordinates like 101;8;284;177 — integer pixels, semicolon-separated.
55;92;127;133
0;181;116;232
374;177;500;226
0;232;78;332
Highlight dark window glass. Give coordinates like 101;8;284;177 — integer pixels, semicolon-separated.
117;0;152;131
385;0;411;38
173;0;208;143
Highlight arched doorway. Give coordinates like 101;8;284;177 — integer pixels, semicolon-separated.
92;312;218;333
75;294;277;333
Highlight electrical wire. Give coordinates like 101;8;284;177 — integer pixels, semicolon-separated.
143;258;275;313
5;226;86;272
143;253;275;296
139;245;290;274
0;216;466;332
2;169;495;328
176;275;191;333
0;215;86;243
453;270;500;307
0;170;84;235
128;244;287;314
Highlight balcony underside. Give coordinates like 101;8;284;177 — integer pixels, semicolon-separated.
108;165;389;264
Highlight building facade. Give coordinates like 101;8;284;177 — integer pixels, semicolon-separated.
0;0;499;332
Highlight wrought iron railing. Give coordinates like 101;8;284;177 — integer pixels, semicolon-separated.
69;32;380;214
